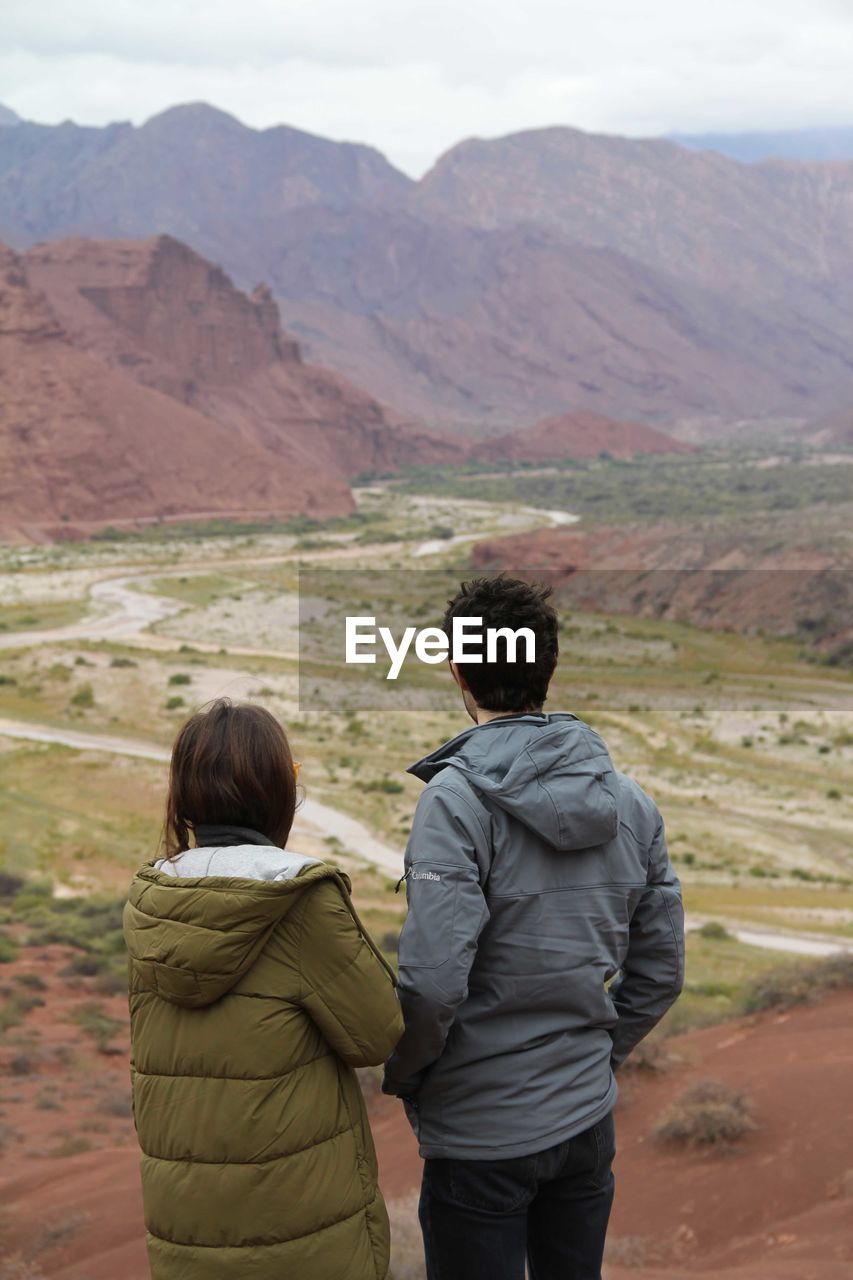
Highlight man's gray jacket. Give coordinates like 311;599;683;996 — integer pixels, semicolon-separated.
383;712;684;1160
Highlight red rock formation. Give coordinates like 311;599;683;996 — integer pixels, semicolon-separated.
0;235;455;538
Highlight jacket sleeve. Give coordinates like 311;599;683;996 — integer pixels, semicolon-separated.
298;877;404;1068
609;815;685;1068
382;782;490;1098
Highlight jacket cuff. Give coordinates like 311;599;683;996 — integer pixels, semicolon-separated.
381;1070;419;1100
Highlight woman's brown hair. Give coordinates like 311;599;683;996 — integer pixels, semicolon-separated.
164;699;298;857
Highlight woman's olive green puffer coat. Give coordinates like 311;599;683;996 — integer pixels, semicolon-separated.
123;858;404;1280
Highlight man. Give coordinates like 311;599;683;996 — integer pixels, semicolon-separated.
383;576;684;1280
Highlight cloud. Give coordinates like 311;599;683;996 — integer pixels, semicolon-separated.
2;0;853;175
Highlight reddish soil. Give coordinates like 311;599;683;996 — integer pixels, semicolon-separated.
2;937;850;1279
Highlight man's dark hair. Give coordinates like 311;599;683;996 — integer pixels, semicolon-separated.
442;576;559;712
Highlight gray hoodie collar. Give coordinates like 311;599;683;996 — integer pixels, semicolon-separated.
409;713;619;852
408;713;572;781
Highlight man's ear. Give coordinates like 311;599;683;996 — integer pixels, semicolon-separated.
449;659;469;691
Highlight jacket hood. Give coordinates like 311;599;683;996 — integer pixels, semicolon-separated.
409;714;619;852
123;849;343;1009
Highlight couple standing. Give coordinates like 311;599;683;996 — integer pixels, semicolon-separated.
124;576;685;1280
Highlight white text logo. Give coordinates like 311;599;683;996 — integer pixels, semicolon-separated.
344;616;536;680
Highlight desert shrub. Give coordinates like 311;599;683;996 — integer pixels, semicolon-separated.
109;657;137;668
0;873;24;899
363;777;405;794
0;992;41;1039
653;1079;755;1149
34;1212;89;1253
21;898;123;961
60;952;111;979
0;1254;47;1279
92;971;127;996
619;1038;671;1075
7;1052;37;1077
742;952;853;1013
35;1092;61;1111
48;1135;92;1158
0;994;28;1034
0;673;18;686
95;1089;132;1118
0;933;20;964
13;973;46;991
69;1002;123;1055
697;920;730;941
13;879;52;903
168;673;191;686
165;695;185;710
69;684;94;708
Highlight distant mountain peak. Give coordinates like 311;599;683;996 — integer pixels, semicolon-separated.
141;101;249;133
0;104;21;127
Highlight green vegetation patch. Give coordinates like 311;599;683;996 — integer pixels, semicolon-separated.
397;450;853;525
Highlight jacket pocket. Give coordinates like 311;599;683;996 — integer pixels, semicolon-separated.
592;1111;617;1177
427;1156;534;1214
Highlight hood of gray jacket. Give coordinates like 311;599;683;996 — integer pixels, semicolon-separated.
408;713;619;852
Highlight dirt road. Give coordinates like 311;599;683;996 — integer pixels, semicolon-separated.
0;714;403;878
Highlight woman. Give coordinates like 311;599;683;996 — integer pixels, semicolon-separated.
123;698;404;1280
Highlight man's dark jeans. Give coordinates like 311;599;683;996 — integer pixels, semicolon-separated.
419;1112;616;1280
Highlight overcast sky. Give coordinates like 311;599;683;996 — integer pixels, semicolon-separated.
2;0;852;175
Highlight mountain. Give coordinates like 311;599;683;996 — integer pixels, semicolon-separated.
266;205;807;430
674;126;853;164
0;105;20;127
470;410;692;464
0;234;452;538
4;106;853;430
0;103;410;250
414;127;853;304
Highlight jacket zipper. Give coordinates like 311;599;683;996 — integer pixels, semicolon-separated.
395;868;411;894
